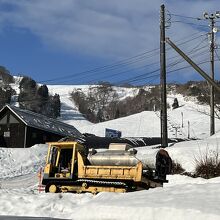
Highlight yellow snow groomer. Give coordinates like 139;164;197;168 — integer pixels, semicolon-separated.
42;141;171;193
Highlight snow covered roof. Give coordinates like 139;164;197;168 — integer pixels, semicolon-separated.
1;105;82;137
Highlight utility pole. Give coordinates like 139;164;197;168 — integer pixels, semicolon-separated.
160;4;168;147
203;12;220;135
210;18;215;136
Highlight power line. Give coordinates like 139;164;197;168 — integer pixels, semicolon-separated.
169;13;204;21
68;53;159;83
166;33;206;51
6;59;215;106
87;61;159;84
173;31;206;43
42;34;207;85
215;50;220;61
29;27;207;87
39;54;159;84
171;20;209;28
119;58;214;86
167;46;209;68
37;32;206;85
114;44;209;85
56;43;209;86
39;48;160;84
167;39;209;65
167;59;212;75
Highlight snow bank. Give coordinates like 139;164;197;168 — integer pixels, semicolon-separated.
0;140;220;219
136;135;220;173
0;144;47;178
0;176;219;220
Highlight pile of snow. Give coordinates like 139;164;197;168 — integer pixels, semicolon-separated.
0;144;47;178
0;175;219;220
0;83;220;219
137;134;220;173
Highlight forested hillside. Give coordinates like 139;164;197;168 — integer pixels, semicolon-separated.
18;76;61;118
71;83;161;123
0;66;61;118
71;81;220;123
0;66;16;109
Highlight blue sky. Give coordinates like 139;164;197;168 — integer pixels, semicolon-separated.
0;0;219;85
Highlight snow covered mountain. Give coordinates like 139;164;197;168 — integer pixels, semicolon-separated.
0;82;220;220
47;84;220;140
9;79;220;140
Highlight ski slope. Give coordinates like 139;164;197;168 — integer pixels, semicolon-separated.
0;84;220;219
47;85;93;128
79;89;220;140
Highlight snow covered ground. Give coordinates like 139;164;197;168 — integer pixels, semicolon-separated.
79;90;220;140
0;84;220;219
47;85;93;128
0;175;220;220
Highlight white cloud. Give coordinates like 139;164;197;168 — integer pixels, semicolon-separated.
0;0;219;64
0;0;162;58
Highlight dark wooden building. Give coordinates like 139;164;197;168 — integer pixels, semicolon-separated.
0;105;82;148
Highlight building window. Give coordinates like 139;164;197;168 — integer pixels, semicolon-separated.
4;131;10;137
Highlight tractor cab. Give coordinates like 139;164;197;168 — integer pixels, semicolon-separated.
42;142;86;183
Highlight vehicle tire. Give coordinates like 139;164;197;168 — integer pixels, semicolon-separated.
45;183;59;193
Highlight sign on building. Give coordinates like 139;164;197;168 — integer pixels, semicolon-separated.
105;128;122;138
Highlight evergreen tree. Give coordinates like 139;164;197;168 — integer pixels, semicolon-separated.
18;77;61;118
